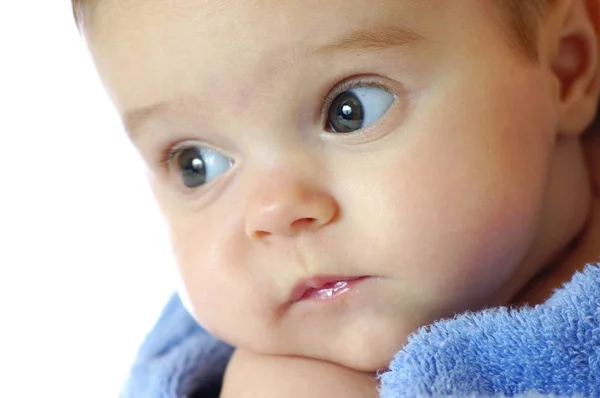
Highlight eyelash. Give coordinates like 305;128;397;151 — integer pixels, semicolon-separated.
156;143;181;170
155;140;208;175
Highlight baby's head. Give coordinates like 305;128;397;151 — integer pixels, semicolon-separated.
77;0;600;371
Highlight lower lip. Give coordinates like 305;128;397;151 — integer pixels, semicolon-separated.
299;277;369;302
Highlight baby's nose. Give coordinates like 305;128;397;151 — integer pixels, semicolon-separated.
244;175;338;240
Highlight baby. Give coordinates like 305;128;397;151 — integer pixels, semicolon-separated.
74;0;600;396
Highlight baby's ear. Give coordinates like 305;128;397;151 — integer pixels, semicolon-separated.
547;0;600;136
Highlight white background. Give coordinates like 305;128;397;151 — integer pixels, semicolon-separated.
0;1;176;397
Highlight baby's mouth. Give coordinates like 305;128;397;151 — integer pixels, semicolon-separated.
290;276;370;303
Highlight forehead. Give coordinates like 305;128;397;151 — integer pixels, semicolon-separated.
86;0;487;114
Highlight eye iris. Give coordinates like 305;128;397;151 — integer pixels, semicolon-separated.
329;91;364;133
178;147;206;188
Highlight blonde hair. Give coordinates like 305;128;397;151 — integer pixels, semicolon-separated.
493;0;550;61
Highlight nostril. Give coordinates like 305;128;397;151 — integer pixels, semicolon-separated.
291;218;318;229
251;218;317;240
254;230;270;239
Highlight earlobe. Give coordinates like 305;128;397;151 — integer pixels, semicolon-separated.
551;0;600;136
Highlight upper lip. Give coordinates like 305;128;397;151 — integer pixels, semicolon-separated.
290;275;367;303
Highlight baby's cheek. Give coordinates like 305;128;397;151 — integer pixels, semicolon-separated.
364;151;543;308
168;217;277;351
412;204;535;311
168;218;235;333
440;183;543;304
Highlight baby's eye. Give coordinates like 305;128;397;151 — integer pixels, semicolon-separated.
172;145;232;188
327;85;395;133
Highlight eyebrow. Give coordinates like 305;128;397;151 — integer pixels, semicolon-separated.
124;97;199;140
124;100;172;136
312;24;425;55
123;24;425;136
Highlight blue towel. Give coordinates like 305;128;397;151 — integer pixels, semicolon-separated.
121;264;600;397
120;295;233;398
379;264;600;397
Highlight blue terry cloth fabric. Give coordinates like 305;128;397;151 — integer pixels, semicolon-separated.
122;265;599;397
120;294;233;398
379;264;600;397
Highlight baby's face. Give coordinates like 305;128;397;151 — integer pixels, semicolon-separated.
88;0;564;370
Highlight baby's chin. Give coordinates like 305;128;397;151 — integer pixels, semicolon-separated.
252;340;401;373
299;332;409;372
263;314;421;373
330;339;408;373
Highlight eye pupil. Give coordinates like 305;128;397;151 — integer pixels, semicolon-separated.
179;147;206;188
329;91;364;133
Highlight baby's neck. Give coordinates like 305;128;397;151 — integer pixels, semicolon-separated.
512;132;600;306
512;198;600;305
